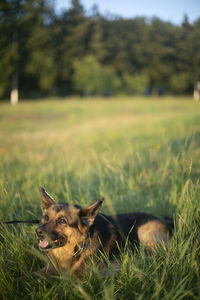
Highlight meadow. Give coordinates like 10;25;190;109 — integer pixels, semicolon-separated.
0;96;200;299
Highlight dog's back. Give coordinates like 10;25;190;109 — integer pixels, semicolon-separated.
94;212;172;256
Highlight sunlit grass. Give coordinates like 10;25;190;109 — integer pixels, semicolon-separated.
0;96;200;299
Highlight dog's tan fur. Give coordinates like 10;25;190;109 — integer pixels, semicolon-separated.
137;221;169;253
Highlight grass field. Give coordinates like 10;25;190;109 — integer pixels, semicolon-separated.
0;96;200;299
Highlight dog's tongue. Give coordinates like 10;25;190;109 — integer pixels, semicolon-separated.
39;240;49;248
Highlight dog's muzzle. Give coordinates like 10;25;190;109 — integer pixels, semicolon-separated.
36;226;67;251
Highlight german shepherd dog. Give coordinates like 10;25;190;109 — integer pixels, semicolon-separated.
36;187;173;277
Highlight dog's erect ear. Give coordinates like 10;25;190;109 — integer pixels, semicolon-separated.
39;187;55;209
79;197;104;227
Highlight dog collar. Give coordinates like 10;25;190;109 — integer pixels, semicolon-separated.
73;231;91;257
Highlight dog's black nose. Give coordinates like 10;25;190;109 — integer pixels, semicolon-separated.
36;227;44;238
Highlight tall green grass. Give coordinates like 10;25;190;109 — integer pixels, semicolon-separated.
0;97;200;299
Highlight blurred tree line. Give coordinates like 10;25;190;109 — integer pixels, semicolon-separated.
0;0;200;100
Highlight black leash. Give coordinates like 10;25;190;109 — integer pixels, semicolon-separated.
0;219;40;225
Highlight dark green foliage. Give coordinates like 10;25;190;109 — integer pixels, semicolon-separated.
73;55;121;95
0;0;200;99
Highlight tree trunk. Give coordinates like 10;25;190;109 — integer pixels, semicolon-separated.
10;71;18;105
193;82;200;101
152;86;159;97
10;26;19;105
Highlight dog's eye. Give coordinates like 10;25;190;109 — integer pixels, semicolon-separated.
58;217;67;225
44;215;49;222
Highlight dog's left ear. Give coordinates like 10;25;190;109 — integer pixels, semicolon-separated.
39;187;55;209
79;197;104;227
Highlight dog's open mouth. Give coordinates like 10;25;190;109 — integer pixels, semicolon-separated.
38;239;52;250
38;236;66;251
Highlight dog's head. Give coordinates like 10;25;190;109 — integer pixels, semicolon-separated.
36;187;104;253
